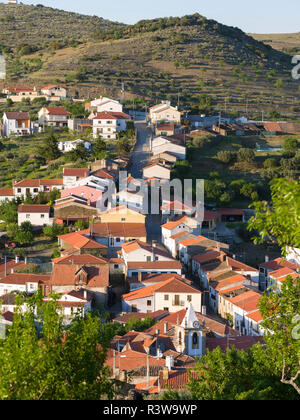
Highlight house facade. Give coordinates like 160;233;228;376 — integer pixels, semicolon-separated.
18;204;53;227
13;179;63;198
2;112;31;137
149;101;181;125
38;107;70;128
92;111;130;139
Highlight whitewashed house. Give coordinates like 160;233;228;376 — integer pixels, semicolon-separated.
40;85;68;100
161;216;199;256
149;101;181;125
2;112;31;137
151;136;186;160
0;273;50;296
120;240;182;277
142;163;171;181
0;188;14;202
58;139;92;153
92;97;123;113
122;277;201;313
92;111;130;139
38;107;70;128
44;289;92;323
18;204;53;227
13;179;63;198
62;168;90;189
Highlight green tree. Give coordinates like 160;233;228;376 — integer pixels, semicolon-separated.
38;132;61;161
0;293;114;400
237;148;255;163
43;224;68;240
283;138;299;154
248;178;300;254
92;137;107;159
259;275;300;395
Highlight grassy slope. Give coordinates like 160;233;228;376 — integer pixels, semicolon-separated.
0;5;299;112
250;33;300;54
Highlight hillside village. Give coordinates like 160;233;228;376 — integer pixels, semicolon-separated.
0;1;299;402
0;82;299;398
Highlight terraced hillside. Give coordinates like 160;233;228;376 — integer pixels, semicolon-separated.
0;4;299;112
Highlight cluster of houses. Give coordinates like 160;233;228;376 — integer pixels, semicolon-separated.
0;94;299;395
1;90;131;139
0;158;299;393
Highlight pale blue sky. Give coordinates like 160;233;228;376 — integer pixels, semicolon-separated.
5;0;300;33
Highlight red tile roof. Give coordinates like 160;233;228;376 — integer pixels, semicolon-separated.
63;168;89;178
45;107;70;115
0;188;14;197
18;204;50;214
161;216;189;231
58;231;107;250
260;258;298;270
5;112;30;120
92;111;130;120
206;336;264;352
122;277;200;302
127;260;182;270
13;179;63;187
0;273;50;285
50;255;109;288
90;223;146;239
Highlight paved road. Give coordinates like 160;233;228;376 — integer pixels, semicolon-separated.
129;121;162;243
130;121;152;179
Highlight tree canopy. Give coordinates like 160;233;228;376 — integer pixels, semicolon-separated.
248;178;300;254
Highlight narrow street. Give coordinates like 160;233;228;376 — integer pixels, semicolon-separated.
130;121;152;179
130;120;162;243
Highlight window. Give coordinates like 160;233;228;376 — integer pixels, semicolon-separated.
163;307;169;311
26;214;30;219
164;295;169;301
147;300;151;306
132;305;137;312
17;188;21;193
33;188;39;193
178;331;182;345
121;218;126;222
114;264;119;269
41;214;45;218
187;295;192;302
146;256;151;262
116;238;120;243
192;332;199;349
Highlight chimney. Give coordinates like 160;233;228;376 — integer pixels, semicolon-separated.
202;305;207;316
165;356;174;371
83;289;87;300
232;254;236;260
265;255;269;263
15;255;19;264
138;272;142;283
156;329;160;335
164;322;168;334
25;256;28;265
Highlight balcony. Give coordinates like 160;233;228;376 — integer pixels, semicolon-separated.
172;300;185;307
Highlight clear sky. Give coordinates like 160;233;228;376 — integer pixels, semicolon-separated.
5;0;300;33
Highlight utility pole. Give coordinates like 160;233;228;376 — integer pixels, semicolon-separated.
146;352;150;392
177;93;180;108
113;350;116;379
121;82;125;105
